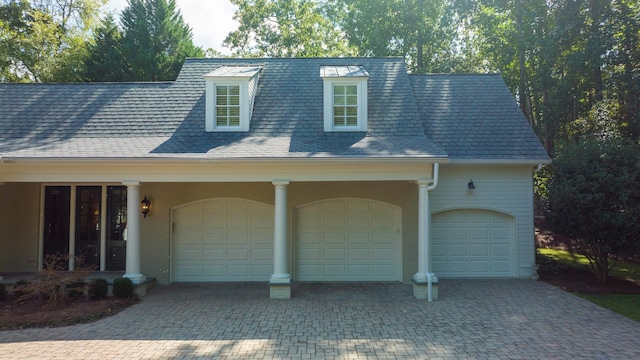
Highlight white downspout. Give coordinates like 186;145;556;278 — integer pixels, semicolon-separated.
426;163;439;301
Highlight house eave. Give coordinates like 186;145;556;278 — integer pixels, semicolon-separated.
0;156;449;164
446;158;551;165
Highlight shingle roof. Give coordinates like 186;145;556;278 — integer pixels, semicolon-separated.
0;58;548;162
409;74;549;160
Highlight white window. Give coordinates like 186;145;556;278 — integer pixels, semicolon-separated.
321;66;368;132
204;66;261;132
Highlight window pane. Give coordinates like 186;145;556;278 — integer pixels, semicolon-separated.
216;95;227;106
229;107;240;117
334;85;345;95
216;107;228;117
229;86;240;95
346;116;358;126
334;96;345;105
229;95;240;106
216;86;227;95
346;107;357;117
346;95;357;105
345;85;357;95
229;117;240;126
216;117;228;126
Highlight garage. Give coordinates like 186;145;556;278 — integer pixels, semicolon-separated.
432;209;515;278
296;198;402;281
172;198;274;282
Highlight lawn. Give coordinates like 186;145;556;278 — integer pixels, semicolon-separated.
537;248;640;322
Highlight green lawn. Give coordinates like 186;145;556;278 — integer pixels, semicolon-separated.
537;248;640;321
576;294;640;322
537;248;640;282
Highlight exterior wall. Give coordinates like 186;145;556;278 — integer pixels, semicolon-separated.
430;164;536;279
140;181;419;284
0;183;40;272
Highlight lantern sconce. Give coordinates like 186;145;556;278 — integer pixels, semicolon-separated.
141;196;151;218
467;179;475;190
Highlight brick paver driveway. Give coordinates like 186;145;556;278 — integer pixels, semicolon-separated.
1;280;639;359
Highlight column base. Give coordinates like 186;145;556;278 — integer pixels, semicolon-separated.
269;282;291;299
412;278;439;300
123;273;147;285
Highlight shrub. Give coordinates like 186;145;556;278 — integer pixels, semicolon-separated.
113;278;134;299
88;278;109;300
13;279;31;299
0;284;6;302
548;138;640;283
65;280;87;299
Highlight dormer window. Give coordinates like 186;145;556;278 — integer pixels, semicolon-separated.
321;65;369;132
204;66;262;132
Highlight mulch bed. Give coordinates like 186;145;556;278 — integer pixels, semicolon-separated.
0;295;138;330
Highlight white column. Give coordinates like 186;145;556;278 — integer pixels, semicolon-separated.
414;180;429;283
270;180;291;284
123;180;146;284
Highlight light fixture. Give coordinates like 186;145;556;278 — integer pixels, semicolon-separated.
468;179;475;190
141;196;151;218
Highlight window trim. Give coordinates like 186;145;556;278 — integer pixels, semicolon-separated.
205;79;249;132
322;77;368;132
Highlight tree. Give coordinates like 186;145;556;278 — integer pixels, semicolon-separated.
118;0;203;81
0;0;106;82
547;138;640;283
84;15;129;82
224;0;355;57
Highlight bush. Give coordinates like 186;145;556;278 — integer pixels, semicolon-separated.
65;280;86;299
88;279;109;300
0;284;6;302
113;278;134;299
13;279;31;299
548;138;640;283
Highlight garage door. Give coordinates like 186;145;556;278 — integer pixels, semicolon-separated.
172;199;273;282
432;209;515;278
296;199;401;281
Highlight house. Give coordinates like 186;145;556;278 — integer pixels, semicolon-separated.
0;57;550;299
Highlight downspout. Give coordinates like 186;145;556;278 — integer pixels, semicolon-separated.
426;163;439;301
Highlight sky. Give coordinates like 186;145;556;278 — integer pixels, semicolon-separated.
106;0;238;55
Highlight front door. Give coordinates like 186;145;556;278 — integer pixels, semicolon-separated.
75;186;102;268
43;186;71;269
106;186;127;271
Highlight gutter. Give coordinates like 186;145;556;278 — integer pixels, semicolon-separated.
0;156;450;164
426;163;439;301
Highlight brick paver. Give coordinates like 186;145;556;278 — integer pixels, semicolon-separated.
1;280;639;359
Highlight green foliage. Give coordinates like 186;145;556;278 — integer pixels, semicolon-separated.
87;278;109;300
225;0;355;57
13;279;31;298
0;0;107;82
117;0;203;81
113;278;134;299
547;138;640;283
65;280;87;299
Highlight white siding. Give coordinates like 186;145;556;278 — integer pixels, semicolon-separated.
430;165;536;279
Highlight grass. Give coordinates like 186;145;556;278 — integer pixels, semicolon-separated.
575;294;640;322
538;248;640;321
537;248;640;282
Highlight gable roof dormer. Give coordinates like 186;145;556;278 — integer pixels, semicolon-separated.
204;66;262;132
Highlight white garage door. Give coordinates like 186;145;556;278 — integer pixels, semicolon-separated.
296;199;402;281
172;199;273;282
432;209;515;278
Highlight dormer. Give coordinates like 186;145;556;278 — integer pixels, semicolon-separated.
204;66;262;132
320;65;369;132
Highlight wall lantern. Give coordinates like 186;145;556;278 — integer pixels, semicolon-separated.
141;196;151;218
467;179;475;190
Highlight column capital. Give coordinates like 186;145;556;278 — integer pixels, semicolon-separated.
122;180;140;187
272;179;290;186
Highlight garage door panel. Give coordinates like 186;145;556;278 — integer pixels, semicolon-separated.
173;199;274;282
324;249;346;260
432;209;515;278
297;199;401;282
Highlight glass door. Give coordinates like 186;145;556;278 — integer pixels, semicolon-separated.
43;186;71;270
75;186;102;269
106;186;127;271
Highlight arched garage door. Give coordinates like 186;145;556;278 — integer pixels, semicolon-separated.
432;209;515;278
172;198;273;282
296;199;402;281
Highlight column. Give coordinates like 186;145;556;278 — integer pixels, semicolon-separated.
270;180;291;298
122;180;146;284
